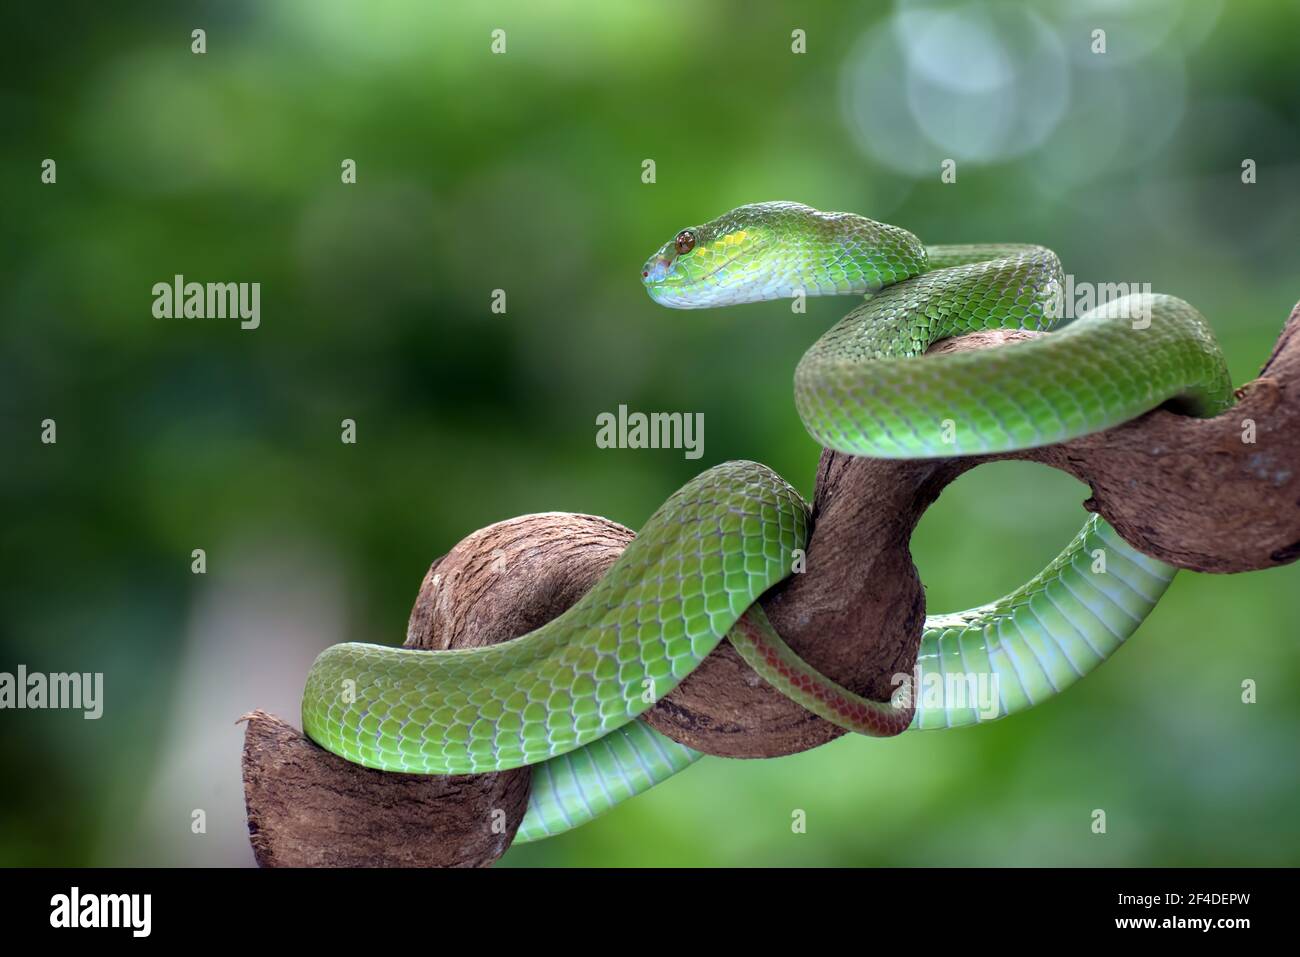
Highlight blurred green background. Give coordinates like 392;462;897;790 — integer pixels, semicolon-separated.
2;0;1297;867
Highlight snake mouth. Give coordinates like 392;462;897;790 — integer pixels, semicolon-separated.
650;240;771;291
646;238;777;308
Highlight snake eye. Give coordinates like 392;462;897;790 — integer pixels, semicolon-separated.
674;230;696;256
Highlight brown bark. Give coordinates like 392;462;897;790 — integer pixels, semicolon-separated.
240;709;529;867
241;514;634;867
242;301;1300;865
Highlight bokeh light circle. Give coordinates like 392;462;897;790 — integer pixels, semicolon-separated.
841;2;1070;175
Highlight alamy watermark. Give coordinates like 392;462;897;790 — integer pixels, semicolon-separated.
1047;275;1153;328
891;664;1000;720
50;887;150;937
152;274;260;330
596;405;704;460
0;665;103;719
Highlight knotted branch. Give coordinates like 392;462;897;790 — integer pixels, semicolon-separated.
242;301;1300;866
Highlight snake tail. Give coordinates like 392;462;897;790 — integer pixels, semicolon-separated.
515;515;1175;841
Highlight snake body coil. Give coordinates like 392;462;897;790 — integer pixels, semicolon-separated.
303;202;1232;843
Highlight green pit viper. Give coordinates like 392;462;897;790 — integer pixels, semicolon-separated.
303;202;1232;844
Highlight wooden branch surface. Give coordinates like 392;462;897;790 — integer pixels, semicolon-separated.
242;302;1300;865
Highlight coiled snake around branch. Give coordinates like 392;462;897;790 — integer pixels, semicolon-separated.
299;202;1234;843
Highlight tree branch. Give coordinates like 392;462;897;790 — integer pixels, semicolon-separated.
241;301;1300;865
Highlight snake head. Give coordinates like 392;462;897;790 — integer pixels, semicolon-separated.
642;201;928;309
641;205;777;310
